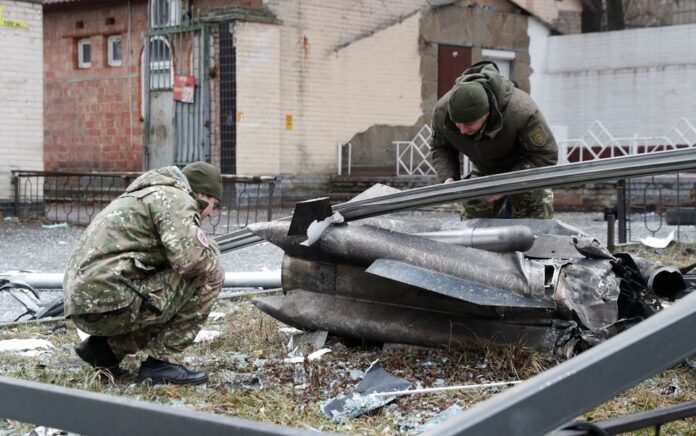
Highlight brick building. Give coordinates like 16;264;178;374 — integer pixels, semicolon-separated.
42;0;582;200
0;0;43;211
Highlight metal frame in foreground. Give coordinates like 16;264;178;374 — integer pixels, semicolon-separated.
0;375;317;436
422;291;696;436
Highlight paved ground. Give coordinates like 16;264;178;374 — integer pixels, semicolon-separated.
1;210;693;322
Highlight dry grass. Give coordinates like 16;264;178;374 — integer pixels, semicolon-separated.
0;243;695;434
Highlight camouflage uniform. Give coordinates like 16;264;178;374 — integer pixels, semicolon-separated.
430;61;558;219
63;167;224;363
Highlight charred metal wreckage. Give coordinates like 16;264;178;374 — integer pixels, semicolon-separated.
210;148;696;359
247;209;684;358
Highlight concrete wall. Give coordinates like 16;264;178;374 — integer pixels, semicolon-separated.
531;23;696;139
510;0;582;33
0;0;43;203
419;1;531;114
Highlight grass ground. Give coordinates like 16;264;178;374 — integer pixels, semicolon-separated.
1;243;696;435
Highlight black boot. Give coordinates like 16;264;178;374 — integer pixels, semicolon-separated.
137;356;208;385
75;336;129;377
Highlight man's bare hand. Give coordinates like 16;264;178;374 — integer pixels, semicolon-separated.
444;178;455;184
486;194;504;204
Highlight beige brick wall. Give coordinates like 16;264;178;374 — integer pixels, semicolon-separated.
0;0;43;200
233;0;425;175
234;21;282;174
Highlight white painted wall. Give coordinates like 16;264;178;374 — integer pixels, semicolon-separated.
0;0;43;201
531;24;696;139
233;0;425;175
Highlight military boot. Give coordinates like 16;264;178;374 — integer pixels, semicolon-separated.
137;356;208;385
75;336;129;377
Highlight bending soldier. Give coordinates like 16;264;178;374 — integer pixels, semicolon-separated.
64;162;225;385
430;61;558;218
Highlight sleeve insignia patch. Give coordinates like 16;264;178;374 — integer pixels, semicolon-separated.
528;125;547;147
197;228;210;248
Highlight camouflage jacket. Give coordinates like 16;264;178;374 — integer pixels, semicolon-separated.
430;61;558;182
63;167;221;316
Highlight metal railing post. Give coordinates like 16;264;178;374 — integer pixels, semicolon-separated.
12;171;20;218
267;181;275;221
617;179;627;244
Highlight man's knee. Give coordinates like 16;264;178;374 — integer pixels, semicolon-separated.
461;199;498;219
511;189;554;219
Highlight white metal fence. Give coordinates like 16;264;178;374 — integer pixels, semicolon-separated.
387;118;696;176
394;124;437;176
558;118;696;164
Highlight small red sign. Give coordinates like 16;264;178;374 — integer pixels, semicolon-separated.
173;75;196;103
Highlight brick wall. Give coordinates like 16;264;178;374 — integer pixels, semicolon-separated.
43;1;148;172
0;0;43;202
233;21;282;174
240;0;427;176
531;23;696;139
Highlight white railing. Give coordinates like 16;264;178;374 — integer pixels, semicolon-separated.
558;118;696;163
381;118;696;178
394;124;437;176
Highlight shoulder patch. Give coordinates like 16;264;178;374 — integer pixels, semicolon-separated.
528;124;547;147
197;228;210;248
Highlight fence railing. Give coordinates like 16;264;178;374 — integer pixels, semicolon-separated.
558;118;696;163
390;118;696;176
11;171;277;235
394;124;437;176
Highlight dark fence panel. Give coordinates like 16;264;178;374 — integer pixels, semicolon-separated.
11;171;277;235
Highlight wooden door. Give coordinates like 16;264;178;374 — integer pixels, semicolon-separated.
438;44;472;98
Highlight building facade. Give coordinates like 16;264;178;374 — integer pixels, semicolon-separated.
41;0;582;200
0;0;43;211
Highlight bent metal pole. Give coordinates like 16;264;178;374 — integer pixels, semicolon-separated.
0;271;281;290
216;148;696;253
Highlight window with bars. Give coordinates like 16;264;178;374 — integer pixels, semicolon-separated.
150;0;181;28
148;36;173;90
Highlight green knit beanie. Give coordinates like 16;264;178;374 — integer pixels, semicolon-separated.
182;162;223;201
447;82;490;123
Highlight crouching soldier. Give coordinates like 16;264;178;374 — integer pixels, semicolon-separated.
63;162;225;385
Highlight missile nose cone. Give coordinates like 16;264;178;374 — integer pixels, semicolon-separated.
247;221;293;247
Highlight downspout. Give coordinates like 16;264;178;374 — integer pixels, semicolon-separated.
127;0;135;167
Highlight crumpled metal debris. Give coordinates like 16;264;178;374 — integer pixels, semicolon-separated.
251;213;685;358
321;360;410;421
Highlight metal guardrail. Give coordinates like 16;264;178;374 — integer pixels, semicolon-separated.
11;171;277;235
423;289;696;436
0;375;313;436
388;119;696;242
216;148;696;252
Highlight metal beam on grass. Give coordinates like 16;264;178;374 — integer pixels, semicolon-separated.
421;291;696;436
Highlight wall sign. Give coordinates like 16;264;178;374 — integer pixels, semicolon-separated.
0;7;29;29
173;75;195;103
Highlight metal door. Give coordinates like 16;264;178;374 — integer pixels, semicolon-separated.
143;24;210;169
437;44;472;98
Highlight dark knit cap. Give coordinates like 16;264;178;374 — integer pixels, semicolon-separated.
447;82;490;123
182;162;223;201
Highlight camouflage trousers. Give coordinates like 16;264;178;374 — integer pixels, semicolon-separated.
72;266;224;363
461;188;554;219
